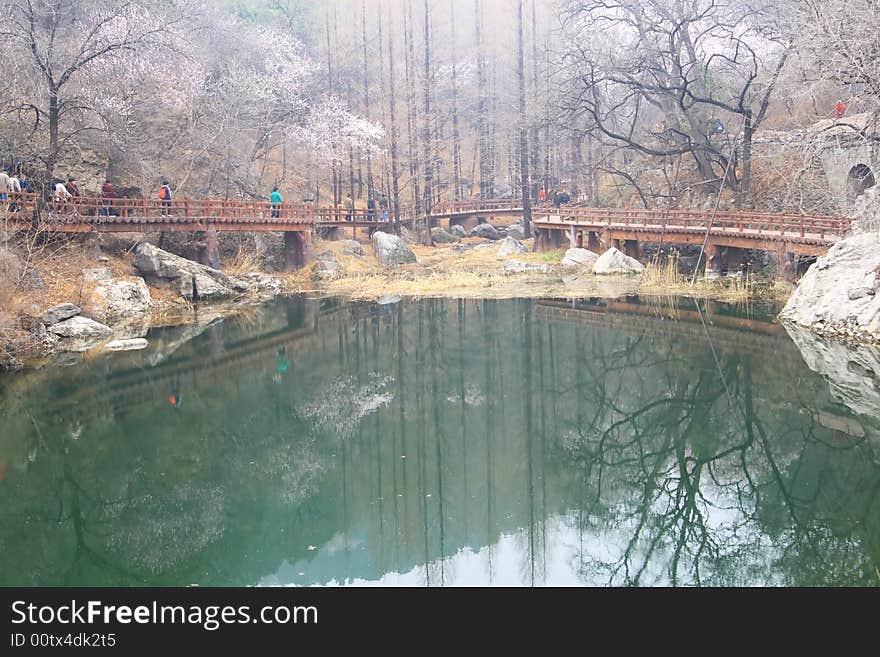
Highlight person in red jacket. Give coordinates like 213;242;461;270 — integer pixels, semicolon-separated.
834;99;847;119
100;180;116;216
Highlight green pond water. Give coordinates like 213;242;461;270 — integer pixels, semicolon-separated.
1;296;879;586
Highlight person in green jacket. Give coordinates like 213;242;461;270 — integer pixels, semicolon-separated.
270;186;283;218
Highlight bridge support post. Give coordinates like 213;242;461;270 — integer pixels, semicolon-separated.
588;231;601;252
199;228;221;269
774;245;797;282
623;240;641;260
284;230;314;270
725;247;746;275
706;244;723;278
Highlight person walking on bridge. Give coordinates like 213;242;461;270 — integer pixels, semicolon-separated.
53;178;72;212
344;194;354;222
8;172;21;213
159;180;173;217
270;186;283;219
100;180;116;216
66;176;80;197
0;167;9;211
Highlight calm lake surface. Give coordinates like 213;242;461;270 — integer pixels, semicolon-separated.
1;296;879;586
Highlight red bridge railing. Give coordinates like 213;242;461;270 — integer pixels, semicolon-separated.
534;206;853;242
1;192;853;242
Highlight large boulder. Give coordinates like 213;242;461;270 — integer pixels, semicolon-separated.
593;248;645;275
498;237;527;257
779;233;880;341
133;242;249;301
313;252;344;281
47;316;113;351
371;231;418;266
506;224;525;240
341;240;364;257
41;303;81;325
450;224;467;238
431;227;460;243
0;247;45;291
561;248;600;268
237;272;282;297
83;276;152;326
469;223;503;240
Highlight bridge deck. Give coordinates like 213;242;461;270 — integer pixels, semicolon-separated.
2;193;853;256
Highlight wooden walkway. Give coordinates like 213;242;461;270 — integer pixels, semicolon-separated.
3;193;852;257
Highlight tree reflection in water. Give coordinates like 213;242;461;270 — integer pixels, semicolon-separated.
0;297;877;586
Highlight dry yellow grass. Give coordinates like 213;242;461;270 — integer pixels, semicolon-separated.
311;237;790;304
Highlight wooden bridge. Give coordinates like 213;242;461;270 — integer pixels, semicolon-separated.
3;193;853;273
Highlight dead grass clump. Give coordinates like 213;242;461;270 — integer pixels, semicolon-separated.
224;247;261;276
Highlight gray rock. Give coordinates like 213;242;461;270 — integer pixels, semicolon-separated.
341;240;365;257
431;227;460;244
450;224;467;238
133;242;249;301
371;231;418;266
780;233;880;339
593;248;645;275
399;225;416;244
503;260;549;274
849;287;876;301
498;237;527;257
561;248;600;268
506;224;525;240
105;338;149;352
377;295;402;305
82;267;112;282
313;254;344;280
470;223;503;240
84;277;152;326
48;316;113;342
42;303;81;326
237;272;283;297
0;248;45;291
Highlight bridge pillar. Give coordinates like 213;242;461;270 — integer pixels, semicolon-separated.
623;240;641;260
725;247;746;275
588;231;601;252
284;230;314;270
774;245;797;282
706;244;723;278
198;229;221;269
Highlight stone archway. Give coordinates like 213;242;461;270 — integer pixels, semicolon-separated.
847;163;876;200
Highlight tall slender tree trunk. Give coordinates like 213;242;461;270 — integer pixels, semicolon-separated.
404;0;422;218
450;1;463;202
347;82;356;200
45;86;60;192
386;6;403;234
362;1;374;204
529;0;541;199
517;0;532;238
419;0;434;244
326;9;340;206
474;0;491;198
